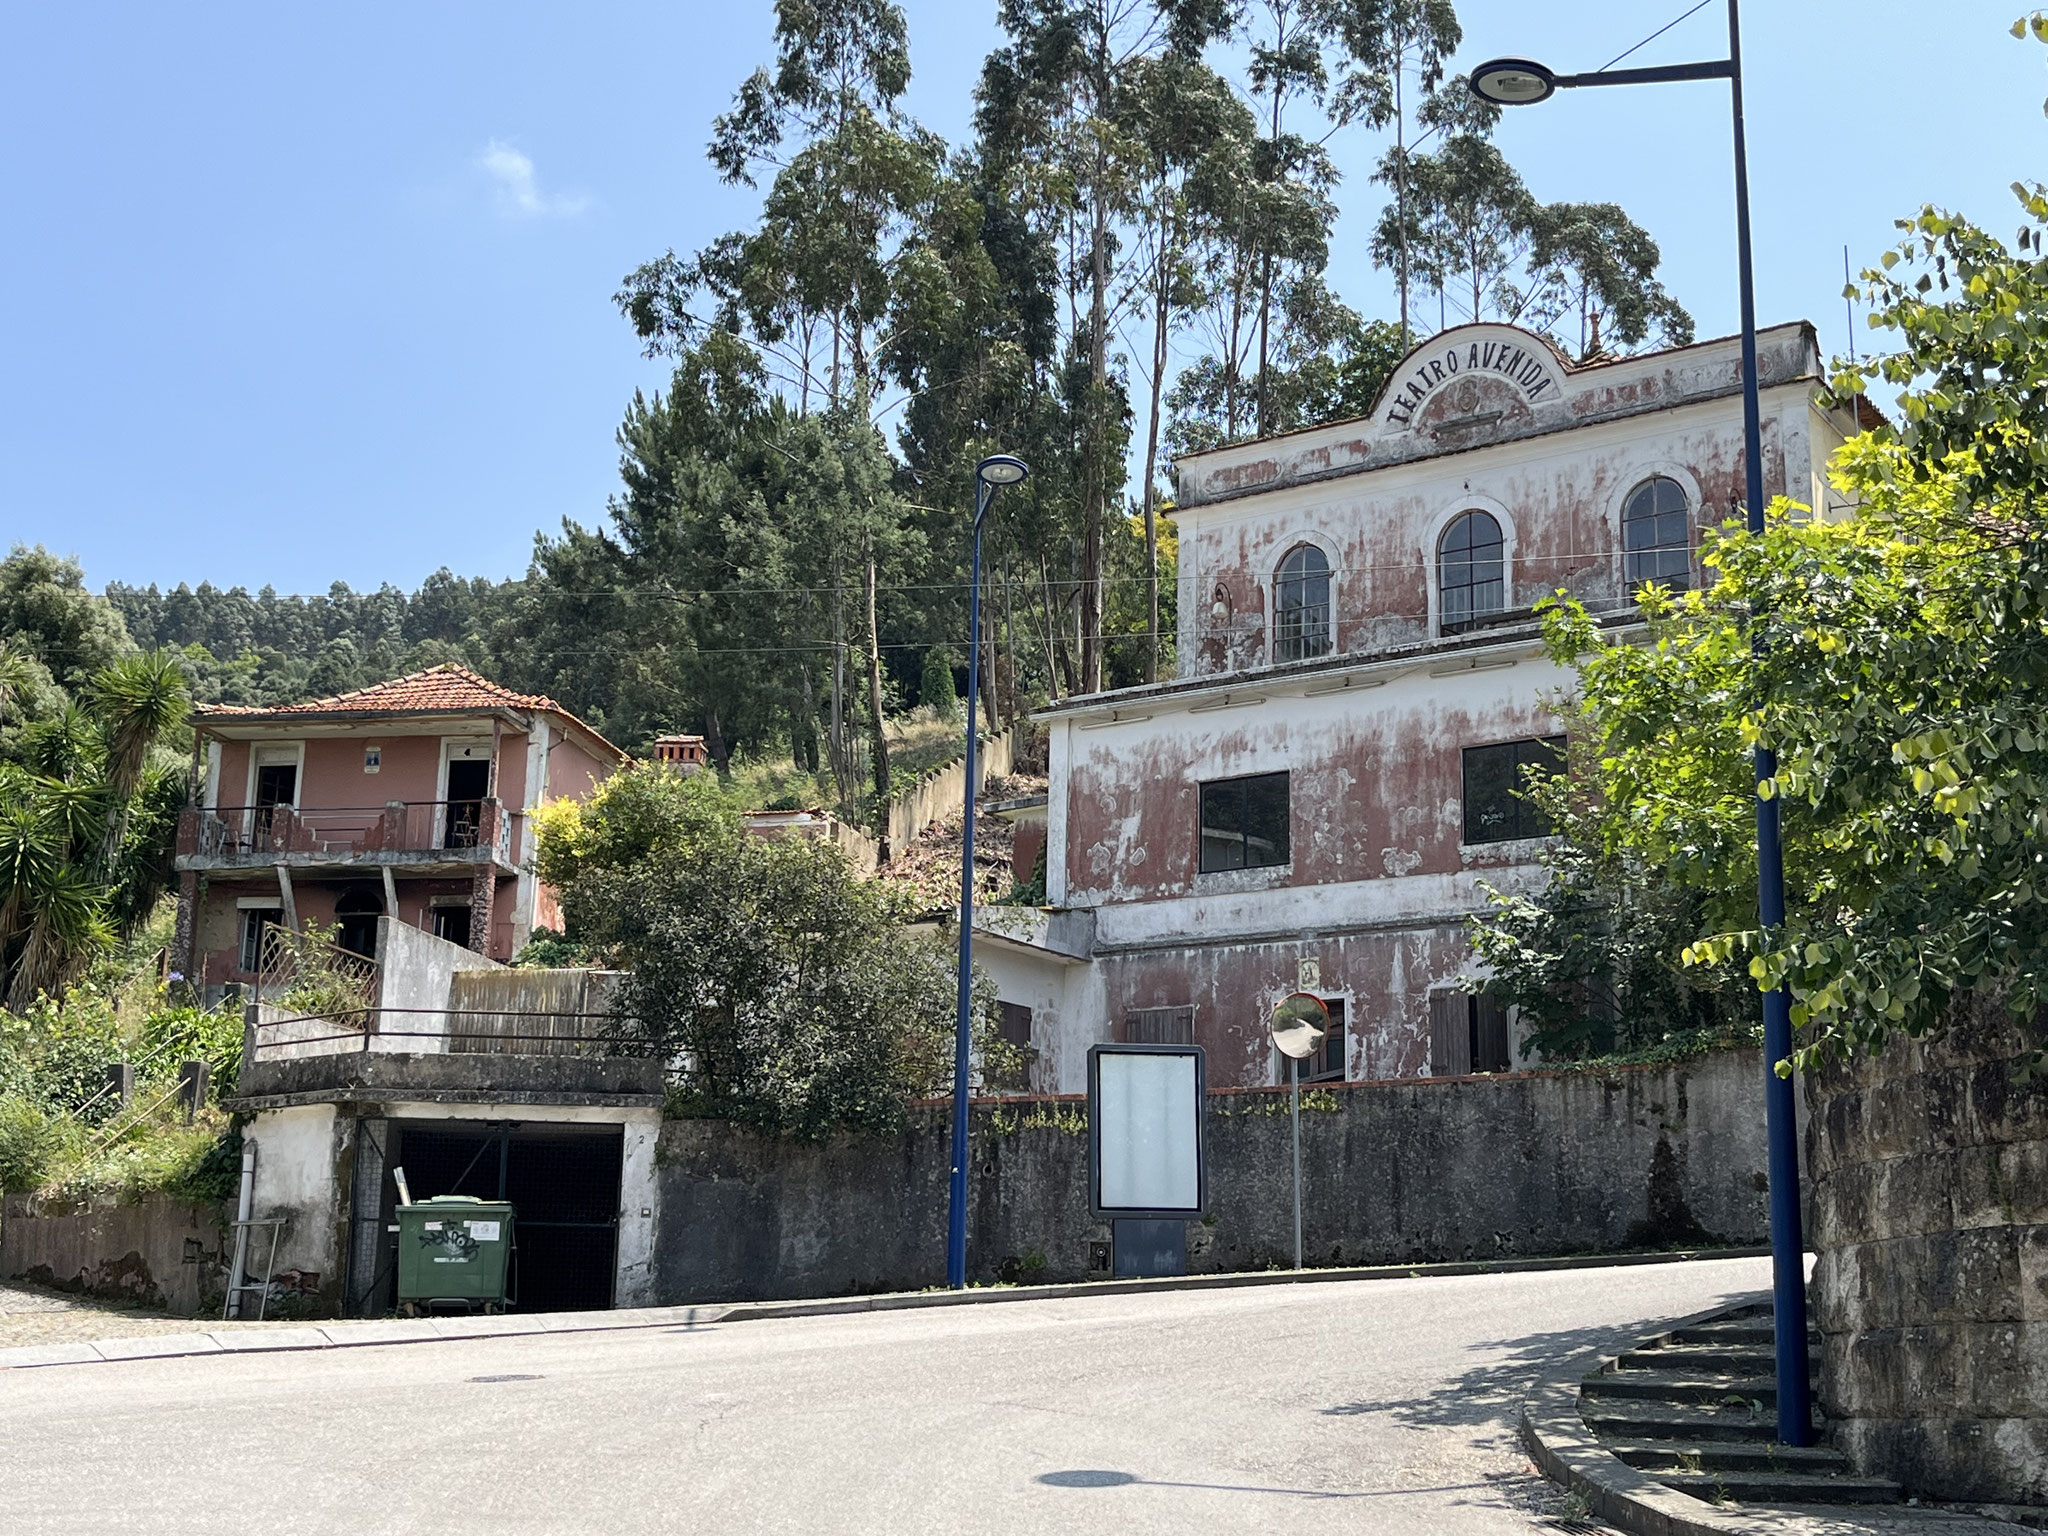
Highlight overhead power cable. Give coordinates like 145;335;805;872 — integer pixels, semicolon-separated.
1596;0;1715;75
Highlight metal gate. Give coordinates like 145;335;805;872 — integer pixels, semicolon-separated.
346;1120;622;1315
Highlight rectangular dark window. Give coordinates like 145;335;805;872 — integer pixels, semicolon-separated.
433;906;472;949
1125;1006;1195;1045
1461;736;1565;845
1429;991;1513;1075
997;1001;1033;1050
1304;998;1346;1083
1198;772;1291;873
239;909;284;973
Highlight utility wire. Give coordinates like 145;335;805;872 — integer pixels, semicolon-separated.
1596;0;1716;75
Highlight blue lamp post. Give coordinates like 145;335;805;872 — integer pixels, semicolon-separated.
948;452;1029;1291
1470;0;1812;1447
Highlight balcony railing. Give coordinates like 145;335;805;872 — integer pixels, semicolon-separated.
177;799;512;867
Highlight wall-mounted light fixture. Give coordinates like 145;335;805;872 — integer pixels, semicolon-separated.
1302;675;1389;698
1428;656;1519;678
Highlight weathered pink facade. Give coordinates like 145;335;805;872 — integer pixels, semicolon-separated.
174;665;624;996
996;322;1855;1092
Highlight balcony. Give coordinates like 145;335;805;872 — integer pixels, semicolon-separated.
176;799;516;876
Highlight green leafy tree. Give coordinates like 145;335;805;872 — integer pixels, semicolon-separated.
536;764;1007;1136
0;547;133;693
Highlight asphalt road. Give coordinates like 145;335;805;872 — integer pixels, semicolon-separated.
0;1255;1775;1535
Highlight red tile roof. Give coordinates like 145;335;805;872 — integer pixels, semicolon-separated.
193;664;624;758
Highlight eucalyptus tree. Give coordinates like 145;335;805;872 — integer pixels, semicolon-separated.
977;0;1211;693
618;0;937;412
1374;122;1540;330
1120;41;1244;679
1322;0;1463;349
1528;202;1695;357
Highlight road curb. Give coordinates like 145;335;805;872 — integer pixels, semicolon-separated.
0;1244;1769;1373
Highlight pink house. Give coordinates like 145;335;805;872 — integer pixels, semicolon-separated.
173;664;625;996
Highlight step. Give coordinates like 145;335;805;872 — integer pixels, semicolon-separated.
1666;1321;1819;1349
1660;1471;1902;1507
1617;1345;1807;1374
1605;1440;1854;1475
1582;1370;1777;1406
1580;1399;1805;1444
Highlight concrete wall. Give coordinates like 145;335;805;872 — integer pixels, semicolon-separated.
886;727;1013;854
373;916;499;1049
1;1193;232;1315
239;1102;350;1306
654;1047;1769;1303
1806;1000;2048;1506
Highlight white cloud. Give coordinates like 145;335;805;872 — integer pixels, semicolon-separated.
478;140;588;218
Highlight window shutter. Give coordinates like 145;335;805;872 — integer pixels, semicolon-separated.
1126;1006;1195;1045
1472;993;1511;1073
1429;992;1471;1077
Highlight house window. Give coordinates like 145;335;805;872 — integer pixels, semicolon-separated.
1198;772;1290;874
1462;736;1564;844
1304;998;1346;1083
1439;510;1506;634
1125;1005;1195;1044
239;909;284;974
1429;990;1513;1075
1623;476;1691;591
1274;544;1332;663
433;906;472;949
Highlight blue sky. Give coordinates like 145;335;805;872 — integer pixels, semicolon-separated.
2;2;2040;596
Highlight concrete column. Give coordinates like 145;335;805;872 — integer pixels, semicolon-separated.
467;801;498;956
170;870;200;994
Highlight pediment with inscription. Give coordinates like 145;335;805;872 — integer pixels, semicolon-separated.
1370;325;1573;443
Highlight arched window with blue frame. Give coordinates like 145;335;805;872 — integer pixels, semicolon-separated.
1439;511;1506;634
1274;544;1332;662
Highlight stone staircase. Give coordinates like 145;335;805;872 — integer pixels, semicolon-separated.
1580;1301;1902;1508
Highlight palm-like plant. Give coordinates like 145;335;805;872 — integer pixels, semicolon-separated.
0;651;188;1009
86;652;188;875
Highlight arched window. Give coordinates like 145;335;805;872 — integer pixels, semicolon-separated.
1623;476;1691;591
1274;544;1332;662
1439;511;1505;634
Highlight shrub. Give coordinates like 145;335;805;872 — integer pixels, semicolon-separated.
0;1094;74;1193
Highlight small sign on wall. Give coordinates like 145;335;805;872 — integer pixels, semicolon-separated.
1297;956;1321;991
364;745;382;773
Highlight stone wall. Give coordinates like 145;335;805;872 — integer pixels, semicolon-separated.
1806;1000;2048;1506
1;1192;232;1315
655;1047;1773;1303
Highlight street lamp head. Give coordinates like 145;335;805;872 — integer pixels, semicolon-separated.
1468;57;1558;106
976;454;1029;487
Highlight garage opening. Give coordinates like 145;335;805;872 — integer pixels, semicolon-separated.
349;1119;623;1315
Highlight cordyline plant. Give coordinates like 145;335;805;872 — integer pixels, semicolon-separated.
1479;177;2048;1072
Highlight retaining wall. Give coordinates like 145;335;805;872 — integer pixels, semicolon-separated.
655;1047;1774;1303
1;1192;232;1315
886;727;1012;854
1806;998;2048;1506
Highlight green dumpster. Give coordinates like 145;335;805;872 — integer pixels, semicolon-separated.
396;1195;514;1314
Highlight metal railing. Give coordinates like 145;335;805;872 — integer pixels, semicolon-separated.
247;1005;649;1062
180;799;512;863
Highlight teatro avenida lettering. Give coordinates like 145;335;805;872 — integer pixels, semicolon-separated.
1381;338;1561;427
